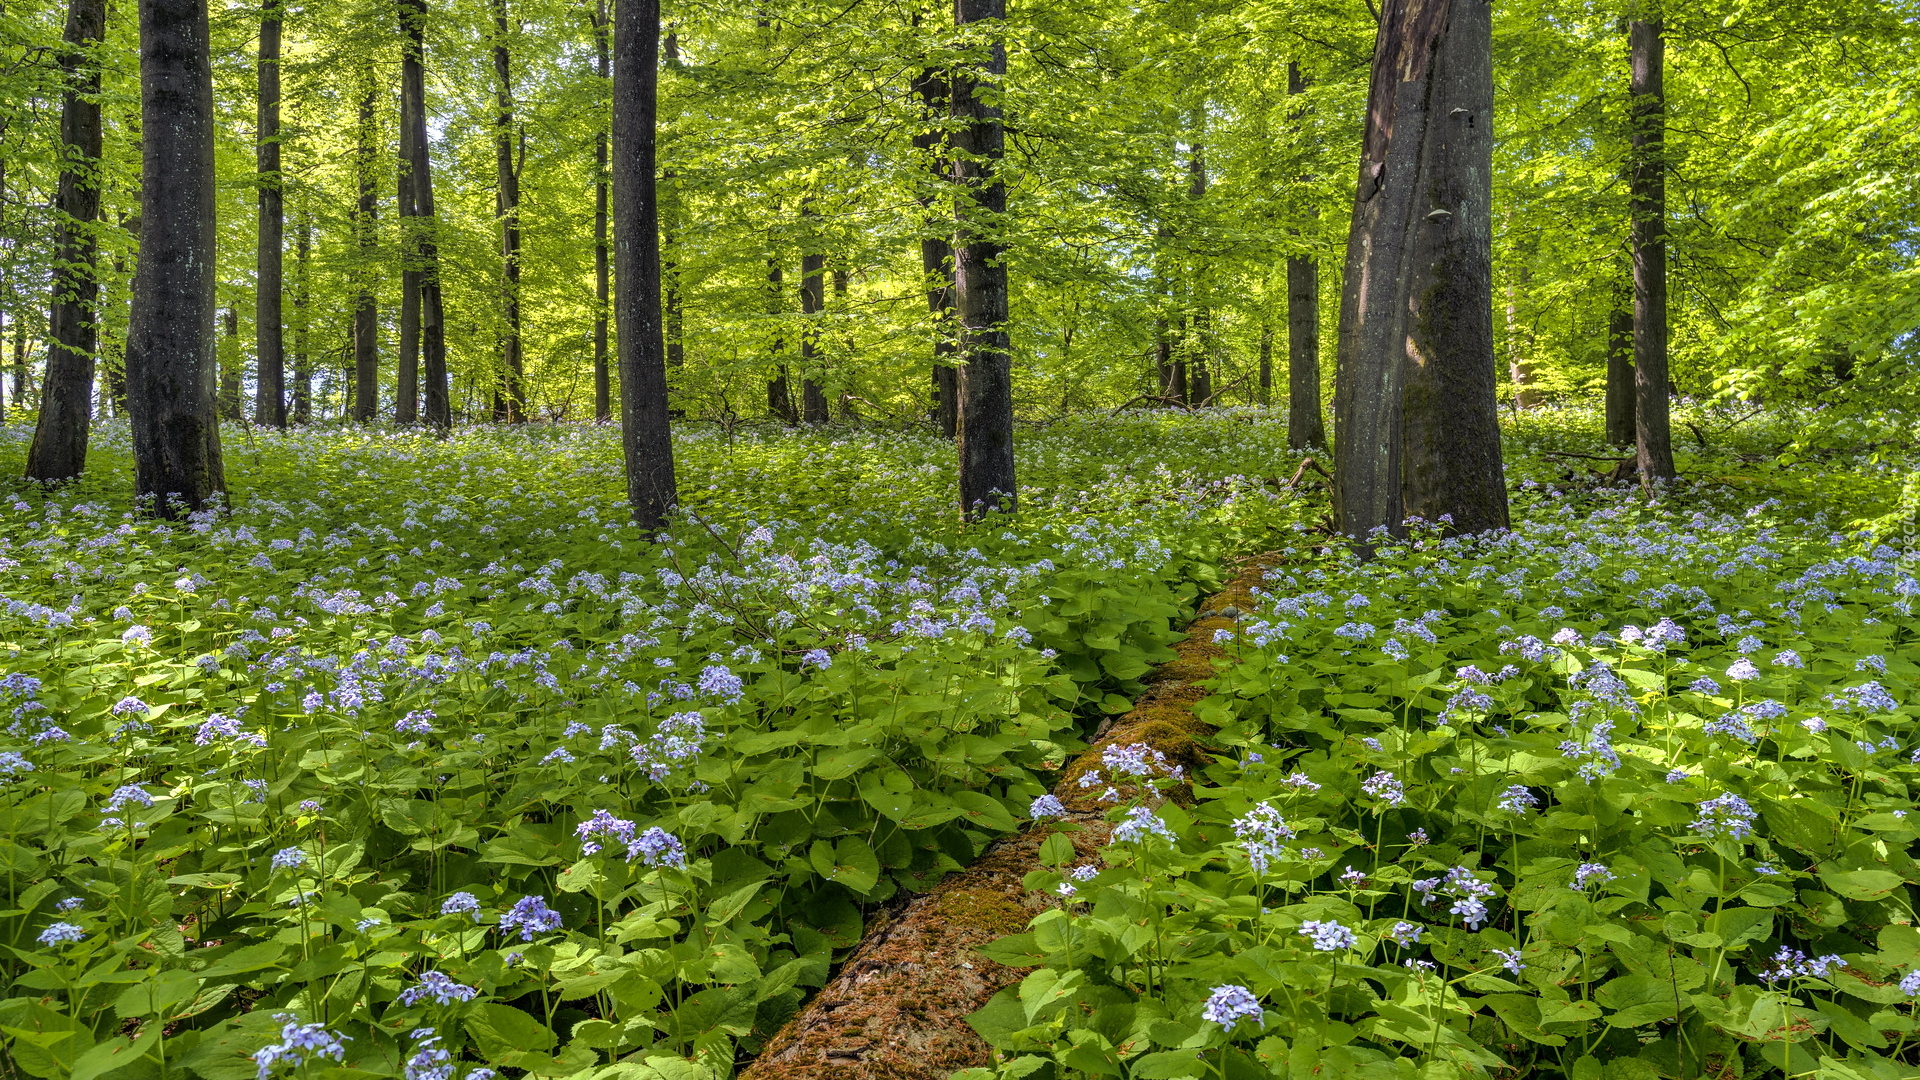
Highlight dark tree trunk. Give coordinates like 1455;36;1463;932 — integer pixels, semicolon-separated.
1630;17;1675;480
1185;139;1212;406
661;29;684;374
127;0;225;515
765;257;794;421
253;0;284;427
1286;61;1326;450
10;324;27;416
1332;0;1507;540
25;0;107;483
1258;325;1272;406
592;0;611;422
492;0;523;422
952;0;1013;517
1605;286;1634;445
291;205;310;422
352;88;379;421
398;0;449;428
219;306;241;420
912;50;958;438
611;0;676;526
798;202;827;424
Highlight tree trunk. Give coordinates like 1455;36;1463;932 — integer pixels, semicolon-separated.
1258;325;1271;406
10;323;26;416
611;0;676;526
1185;139;1212;406
1332;0;1507;540
352;88;379;421
798;202;827;424
1604;285;1634;445
291;204;311;422
253;0;284;427
492;0;523;422
1630;16;1675;480
1286;61;1326;450
592;0;611;422
1505;263;1541;408
765;257;794;421
952;0;1015;517
661;29;685;374
912;50;958;438
220;306;242;420
127;0;225;515
399;0;449;428
25;0;107;483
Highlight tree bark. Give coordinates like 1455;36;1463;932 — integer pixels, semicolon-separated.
1505;263;1541;408
765;256;794;421
1286;62;1327;448
219;306;241;420
25;0;107;483
9;323;26;417
799;201;827;423
127;0;225;515
611;0;676;527
1258;324;1271;406
1605;285;1634;445
399;0;449;427
352;87;379;422
253;0;284;427
592;0;611;422
1185;139;1212;406
912;50;958;438
1333;0;1507;540
291;204;310;422
492;0;523;422
1630;16;1674;480
952;0;1014;518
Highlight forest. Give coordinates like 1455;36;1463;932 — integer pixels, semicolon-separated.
1;0;1919;1078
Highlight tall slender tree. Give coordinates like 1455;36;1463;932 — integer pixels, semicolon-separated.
912;45;957;438
951;0;1014;517
765;255;794;421
253;0;285;427
398;0;450;427
291;204;311;422
591;0;611;422
1605;286;1634;445
611;0;676;526
1332;0;1507;539
25;0;107;483
127;0;225;514
799;201;827;423
219;306;241;419
352;87;379;421
1630;14;1675;480
1286;62;1326;448
492;0;524;422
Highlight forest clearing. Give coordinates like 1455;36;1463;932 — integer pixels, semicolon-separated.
2;0;1920;1078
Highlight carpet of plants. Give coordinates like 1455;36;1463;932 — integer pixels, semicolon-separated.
2;408;1917;1080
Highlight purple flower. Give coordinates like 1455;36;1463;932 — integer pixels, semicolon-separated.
270;847;307;871
1496;785;1538;814
1029;794;1068;819
1572;863;1613;891
1692;792;1758;841
37;922;85;946
633;827;686;868
1111;806;1174;844
398;970;478;1006
498;895;563;941
576;809;637;858
440;892;481;920
1387;921;1423;947
253;1013;349;1079
1361;771;1406;808
1298;920;1357;951
696;665;744;703
1491;947;1524;975
1201;984;1262;1029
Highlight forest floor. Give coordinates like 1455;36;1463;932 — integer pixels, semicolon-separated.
0;405;1915;1080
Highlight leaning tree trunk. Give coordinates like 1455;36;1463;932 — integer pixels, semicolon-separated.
798;201;827;424
25;0;107;483
291;205;311;422
912;51;958;438
1630;15;1675;481
352;87;379;422
1332;0;1507;540
952;0;1014;518
591;0;611;422
399;0;449;428
1605;284;1634;445
127;0;225;515
492;0;524;422
611;0;676;527
253;0;284;427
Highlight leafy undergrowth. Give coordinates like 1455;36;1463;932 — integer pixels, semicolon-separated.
0;413;1312;1080
962;425;1920;1079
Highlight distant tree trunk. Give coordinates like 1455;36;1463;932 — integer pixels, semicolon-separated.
219;307;242;420
1505;263;1541;408
1185;139;1212;406
1258;324;1272;406
291;205;311;422
1630;16;1674;480
912;52;958;437
492;0;524;423
765;258;794;421
399;0;449;428
127;0;225;515
952;0;1014;517
10;324;27;415
25;0;107;483
591;0;611;422
611;0;676;526
353;88;379;421
253;0;284;427
1605;286;1634;444
798;202;827;424
1286;61;1326;450
661;28;685;374
1332;0;1507;540
833;265;856;420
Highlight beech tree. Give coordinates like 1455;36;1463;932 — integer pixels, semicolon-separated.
611;0;675;526
254;0;285;427
952;0;1014;517
1333;0;1507;540
25;0;106;483
126;0;226;514
1629;13;1675;481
